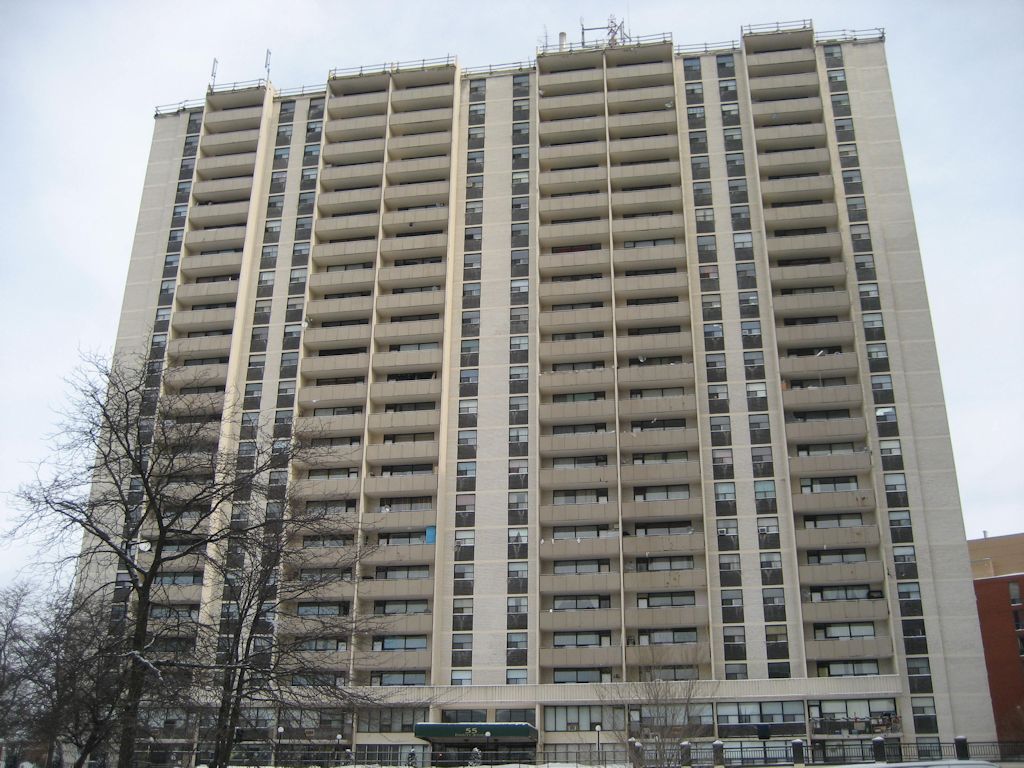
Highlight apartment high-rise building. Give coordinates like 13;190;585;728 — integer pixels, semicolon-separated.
110;19;995;765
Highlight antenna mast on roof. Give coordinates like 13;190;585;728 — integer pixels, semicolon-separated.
210;58;218;88
580;14;632;48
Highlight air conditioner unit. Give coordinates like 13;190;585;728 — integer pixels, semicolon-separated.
758;527;770;534
567;724;579;732
717;528;731;535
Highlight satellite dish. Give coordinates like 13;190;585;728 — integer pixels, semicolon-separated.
138;541;152;552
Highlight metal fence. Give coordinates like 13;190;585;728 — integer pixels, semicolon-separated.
127;739;1024;768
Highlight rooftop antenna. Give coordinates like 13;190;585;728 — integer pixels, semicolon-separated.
580;14;632;48
265;49;272;81
210;57;218;88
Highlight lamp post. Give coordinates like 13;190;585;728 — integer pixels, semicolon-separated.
274;726;284;768
335;735;343;766
484;732;491;766
595;725;601;766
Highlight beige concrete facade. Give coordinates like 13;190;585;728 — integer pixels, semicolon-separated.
108;20;994;763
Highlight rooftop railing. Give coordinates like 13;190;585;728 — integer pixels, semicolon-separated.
675;40;740;54
329;55;455;79
207;77;267;93
742;19;813;34
537;31;671;55
154;98;205;116
816;27;886;43
462;60;534;76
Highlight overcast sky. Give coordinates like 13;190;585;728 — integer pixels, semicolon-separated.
0;0;1021;585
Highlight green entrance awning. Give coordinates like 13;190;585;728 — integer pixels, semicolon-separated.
413;723;539;743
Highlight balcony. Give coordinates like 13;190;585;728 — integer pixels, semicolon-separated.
370;348;443;376
355;648;432;670
610;186;683;216
612;213;686;243
293;412;365;438
539;220;610;249
755;122;828;152
357;576;434;599
319;161;383;191
787;451;872;477
751;96;823;127
804;635;894;661
361;543;436;566
311;239;378;268
619;460;701;487
538;91;605;121
606;110;677;138
386;155;451;186
538;501;618;526
605;60;673;88
369;378;442;404
175;280;240;306
538;166;608;196
362;473;438;498
200;128;260;156
623;568;706;591
538;141;606;172
183;226;247;251
746;48;817;78
365;441;439;465
307;268;375;299
373;319;443;346
605;85;675;115
195;152;257;180
537;536;620;561
769;261;847;290
388;107;453;135
538;400;615;426
298;352;370;381
538;571;620;595
303;325;372;351
538;336;613;364
773;290;851;319
378;232;448;260
539;645;621;667
775;320;855;348
539;306;612;335
321;138;385;167
615;330;692;359
381;206;448;233
296;382;367;411
388;131;452;160
176;255;242;282
539;608;620;632
163;363;229;391
539;277;611;305
794;525;881;551
374;289;445;316
619;427;699;453
315;212;380;242
620;497;704;523
778;352;860;379
617;394;697;423
760;174;835;204
801;598;889;623
614;271;687;300
763;201;837;229
324;113;387;143
782;384;862;411
537;115;605;144
170;307;235;335
538;366;614;395
621;532;704;557
538;432;616;457
326;89;388;120
203;105;263;133
376;260;447;288
304;295;373;324
748;71;820;101
798;560;885;586
791;488;876;514
318;187;382;217
390;83;454;112
192;176;254;203
758;148;831;178
617;362;696;389
361;507;437;533
188;200;250;228
383;179;451;210
538;249;610;276
166;334;232;360
615;303;690;329
609;161;681;190
624;605;708;629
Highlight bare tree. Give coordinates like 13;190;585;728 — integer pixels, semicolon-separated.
0;584;33;748
14;353;322;768
598;645;717;768
14;353;415;768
